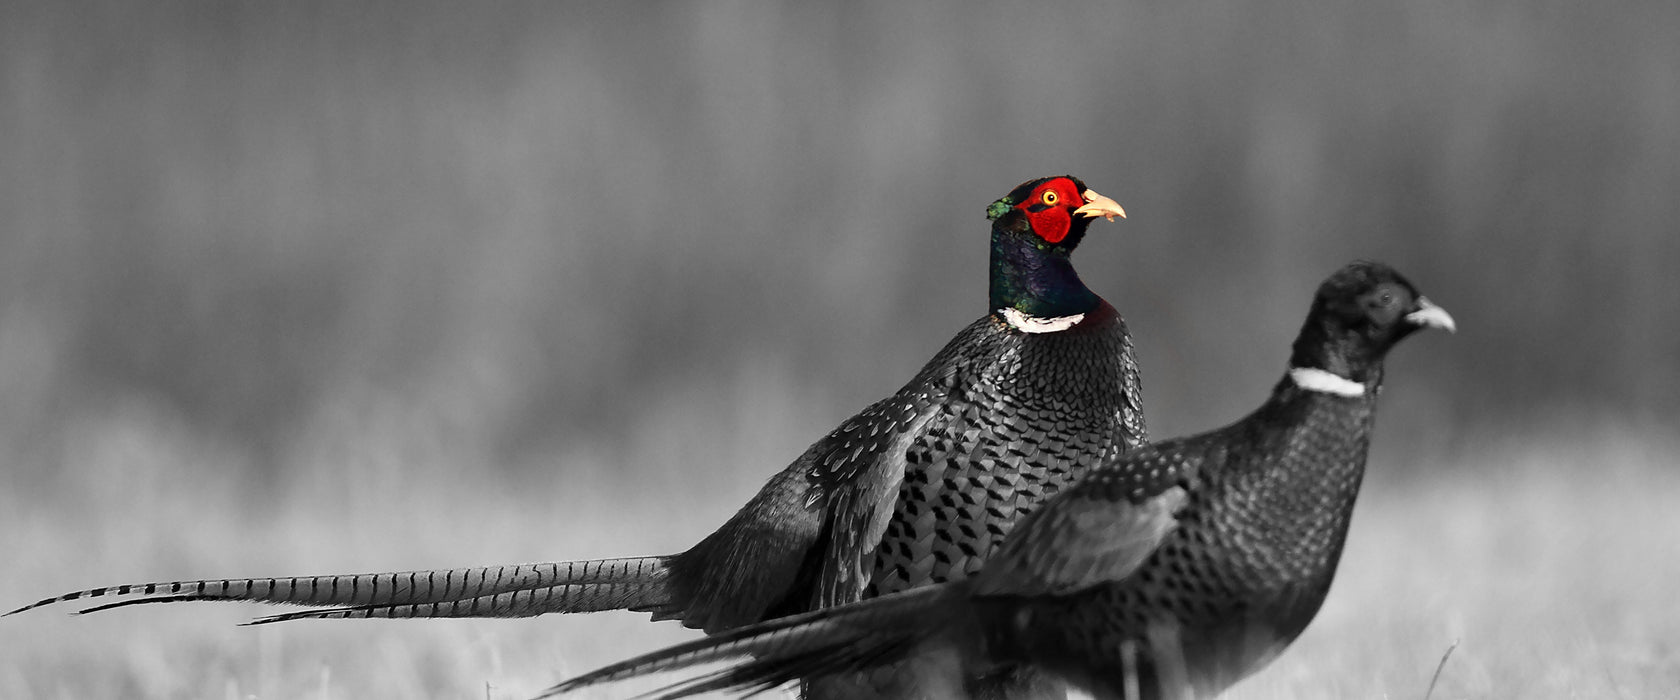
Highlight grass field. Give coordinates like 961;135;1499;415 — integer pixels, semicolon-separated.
3;403;1673;699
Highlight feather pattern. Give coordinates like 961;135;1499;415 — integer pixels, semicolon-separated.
6;558;672;618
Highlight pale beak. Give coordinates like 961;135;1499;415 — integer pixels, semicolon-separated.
1404;296;1456;333
1074;189;1127;222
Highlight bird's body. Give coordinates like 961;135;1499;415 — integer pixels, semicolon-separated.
546;261;1456;700
979;378;1377;698
9;176;1138;698
657;291;1144;637
864;299;1142;598
793;297;1141;699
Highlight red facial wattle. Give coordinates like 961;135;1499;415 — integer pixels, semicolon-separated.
1016;177;1084;244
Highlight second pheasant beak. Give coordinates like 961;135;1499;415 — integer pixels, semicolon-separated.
1405;297;1457;333
1074;190;1127;222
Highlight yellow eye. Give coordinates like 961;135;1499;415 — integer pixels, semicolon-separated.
1041;190;1059;206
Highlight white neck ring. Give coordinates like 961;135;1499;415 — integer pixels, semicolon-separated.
1290;367;1366;397
998;308;1084;334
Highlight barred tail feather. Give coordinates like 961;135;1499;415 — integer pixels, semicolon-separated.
243;578;674;625
4;557;673;620
540;584;962;699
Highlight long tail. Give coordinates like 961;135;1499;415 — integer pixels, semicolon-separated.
540;583;965;699
4;557;679;624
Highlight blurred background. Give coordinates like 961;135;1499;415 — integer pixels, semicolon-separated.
2;1;1675;698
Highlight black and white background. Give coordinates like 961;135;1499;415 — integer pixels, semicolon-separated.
1;3;1675;697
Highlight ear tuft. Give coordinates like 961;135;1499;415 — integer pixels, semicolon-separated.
996;209;1030;235
986;197;1013;221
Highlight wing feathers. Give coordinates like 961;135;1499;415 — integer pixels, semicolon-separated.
973;450;1193;597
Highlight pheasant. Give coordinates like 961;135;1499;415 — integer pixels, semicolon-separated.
9;176;1139;697
543;261;1456;700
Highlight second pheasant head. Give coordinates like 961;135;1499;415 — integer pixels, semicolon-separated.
1289;261;1456;392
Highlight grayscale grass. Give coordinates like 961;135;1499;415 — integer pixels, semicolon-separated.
2;413;1673;698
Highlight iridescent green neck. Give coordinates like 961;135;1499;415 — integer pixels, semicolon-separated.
988;229;1098;318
